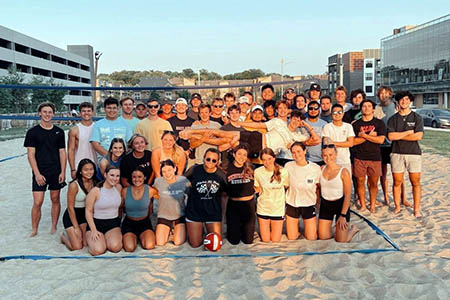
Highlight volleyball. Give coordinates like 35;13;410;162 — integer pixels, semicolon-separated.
203;232;222;252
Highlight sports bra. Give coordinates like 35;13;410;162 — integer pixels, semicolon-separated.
74;181;87;208
124;185;150;218
320;167;344;200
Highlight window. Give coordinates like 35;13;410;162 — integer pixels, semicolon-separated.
423;93;438;105
135;92;141;100
365;62;373;68
365;73;373;81
365;86;373;93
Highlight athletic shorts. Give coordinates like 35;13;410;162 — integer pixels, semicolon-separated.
285;203;316;220
32;171;67;192
121;217;153;236
62;207;87;229
185;217;218;224
157;216;186;229
353;158;382;178
257;214;284;221
391;153;422;173
87;217;121;234
318;196;350;222
380;146;392;165
239;131;263;159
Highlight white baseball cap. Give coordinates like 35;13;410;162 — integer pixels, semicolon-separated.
238;96;250;104
175;98;187;105
251;105;263;112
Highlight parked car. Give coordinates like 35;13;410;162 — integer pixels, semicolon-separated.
416;109;450;128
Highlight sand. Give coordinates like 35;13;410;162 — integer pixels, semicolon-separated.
0;136;449;299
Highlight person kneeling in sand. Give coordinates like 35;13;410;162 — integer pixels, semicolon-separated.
318;144;359;243
85;166;123;256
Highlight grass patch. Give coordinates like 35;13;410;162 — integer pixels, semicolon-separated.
420;129;450;157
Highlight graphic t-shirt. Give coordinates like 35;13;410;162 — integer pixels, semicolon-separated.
153;175;190;220
387;111;424;155
90;118;132;160
226;163;255;198
352;118;386;161
284;161;321;207
184;164;227;222
254;166;289;217
191;121;221;164
120;150;153;185
168;115;195;151
322;122;355;165
24;124;66;173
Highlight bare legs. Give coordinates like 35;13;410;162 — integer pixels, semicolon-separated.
258;217;283;243
187;221;222;248
30;190;61;237
286;216;317;240
60;224;87;250
123;230;155;252
87;228;122;256
393;172;421;217
318;219;359;243
156;224;186;246
356;176;379;212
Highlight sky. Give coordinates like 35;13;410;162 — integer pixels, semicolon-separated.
2;0;450;76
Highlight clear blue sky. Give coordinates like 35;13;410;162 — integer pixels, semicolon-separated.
2;0;449;76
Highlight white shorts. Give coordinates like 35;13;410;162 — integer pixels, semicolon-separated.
390;153;422;173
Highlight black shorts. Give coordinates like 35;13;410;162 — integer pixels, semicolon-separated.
318;197;350;222
157;217;186;229
381;146;392;165
239;131;263;159
121;217;153;236
257;214;284;221
62;208;87;229
32;171;67;192
313;160;325;166
285;203;316;220
87;217;121;234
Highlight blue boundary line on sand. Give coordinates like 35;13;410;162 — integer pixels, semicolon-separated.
0;211;400;261
0;153;27;163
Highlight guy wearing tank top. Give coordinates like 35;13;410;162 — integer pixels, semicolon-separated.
68;102;97;179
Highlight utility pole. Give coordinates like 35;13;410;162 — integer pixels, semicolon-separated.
93;51;102;115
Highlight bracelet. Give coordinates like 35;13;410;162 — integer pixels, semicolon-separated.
340;213;347;218
71;169;76;172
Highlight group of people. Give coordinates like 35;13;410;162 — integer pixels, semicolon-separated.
23;82;424;255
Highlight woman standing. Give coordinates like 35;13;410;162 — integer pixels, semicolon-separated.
85;166;123;256
184;148;227;248
318;144;359;242
284;142;321;240
120;134;153;187
151;131;186;177
226;145;255;245
61;158;98;250
151;160;190;246
121;166;155;251
97;138;125;181
254;148;289;243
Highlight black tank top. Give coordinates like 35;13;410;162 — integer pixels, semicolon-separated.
226;163;255;198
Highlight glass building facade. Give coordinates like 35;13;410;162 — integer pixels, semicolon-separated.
381;14;450;108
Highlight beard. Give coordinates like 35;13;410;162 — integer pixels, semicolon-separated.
308;113;319;119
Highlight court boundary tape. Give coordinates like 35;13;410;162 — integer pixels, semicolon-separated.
0;211;400;262
0;153;27;163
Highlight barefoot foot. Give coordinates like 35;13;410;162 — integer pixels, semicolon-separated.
402;200;413;208
29;230;37;238
414;210;423;218
393;206;401;214
51;227;57;234
369;206;376;213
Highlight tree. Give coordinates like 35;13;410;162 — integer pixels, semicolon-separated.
181;68;196;79
149;90;161;100
0;67;31;113
29;76;67;112
177;89;191;100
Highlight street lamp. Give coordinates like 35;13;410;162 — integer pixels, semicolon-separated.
93;51;103;115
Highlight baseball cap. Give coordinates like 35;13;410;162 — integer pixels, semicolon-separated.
251;105;263;112
310;83;321;91
135;101;146;108
175;98;187;105
238;96;250;104
161;98;172;106
191;93;201;100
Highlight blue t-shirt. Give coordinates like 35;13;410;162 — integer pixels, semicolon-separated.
299;118;327;163
119;116;140;133
90;117;132;159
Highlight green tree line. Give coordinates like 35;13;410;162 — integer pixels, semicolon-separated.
0;67;66;113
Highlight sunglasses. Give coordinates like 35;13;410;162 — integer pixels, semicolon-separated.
322;144;336;149
213;105;224;108
286;90;295;94
163;130;174;134
147;104;160;109
332;110;343;115
205;158;218;163
308;107;320;111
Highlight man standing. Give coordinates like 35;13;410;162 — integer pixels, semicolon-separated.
343;89;365;124
24;102;66;237
220;105;247;170
135;98;173;150
320;95;332;123
300;101;327;165
238;96;251;121
187;93;202;120
244;91;255;107
159;98;175;120
263;100;276;121
322;104;355;175
90;97;132;161
135;101;148;120
210;97;225;125
261;84;275;102
68;102;97;180
168;98;195;156
308;83;321;102
223;92;236;110
190;103;222;165
119;97;140;132
352;100;386;212
335;85;352;112
283;87;296;108
387;91;424;217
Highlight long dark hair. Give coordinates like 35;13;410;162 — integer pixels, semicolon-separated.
107;138;126;160
259;148;281;183
233;144;253;178
73;158;98;194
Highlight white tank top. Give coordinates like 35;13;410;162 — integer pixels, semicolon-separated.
94;186;121;219
74;181;87;208
320;167;344;200
75;123;97;167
